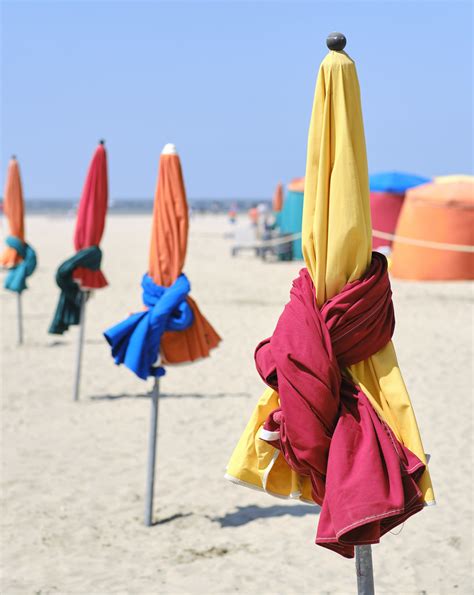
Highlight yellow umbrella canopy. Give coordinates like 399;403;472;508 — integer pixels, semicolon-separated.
303;48;433;503
226;42;434;506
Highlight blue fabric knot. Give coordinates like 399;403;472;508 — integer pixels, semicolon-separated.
104;273;194;380
4;236;37;293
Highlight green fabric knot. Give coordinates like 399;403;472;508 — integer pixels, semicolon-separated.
48;246;102;335
4;236;37;293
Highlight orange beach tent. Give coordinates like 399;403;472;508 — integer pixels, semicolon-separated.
391;181;474;280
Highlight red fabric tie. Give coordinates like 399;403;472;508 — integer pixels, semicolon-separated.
255;253;424;557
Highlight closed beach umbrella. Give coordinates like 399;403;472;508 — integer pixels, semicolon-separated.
1;157;25;267
272;182;283;212
105;143;221;524
49;141;109;400
72;141;108;290
1;157;37;343
148;144;221;364
301;36;434;546
226;34;434;584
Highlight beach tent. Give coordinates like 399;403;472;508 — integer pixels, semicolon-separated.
226;33;434;591
0;157;37;344
434;174;474;184
104;143;221;525
369;171;430;193
277;177;305;259
288;177;305;192
48;141;108;400
369;171;430;252
391;180;474;280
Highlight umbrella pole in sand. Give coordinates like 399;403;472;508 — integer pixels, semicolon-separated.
17;292;24;345
73;290;89;401
355;545;375;594
145;376;160;526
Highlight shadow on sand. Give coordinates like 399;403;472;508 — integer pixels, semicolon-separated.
152;512;193;526
90;391;250;401
210;503;319;528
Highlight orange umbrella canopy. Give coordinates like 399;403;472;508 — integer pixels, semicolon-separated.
391;181;474;280
149;144;221;364
272;182;284;212
1;158;25;267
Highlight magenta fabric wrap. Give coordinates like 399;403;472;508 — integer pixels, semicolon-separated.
255;253;425;557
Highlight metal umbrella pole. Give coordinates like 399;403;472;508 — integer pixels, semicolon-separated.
73;290;89;401
17;292;24;345
144;376;160;526
355;545;375;595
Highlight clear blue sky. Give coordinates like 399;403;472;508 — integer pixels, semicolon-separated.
1;0;473;200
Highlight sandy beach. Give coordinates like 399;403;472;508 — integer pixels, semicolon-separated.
1;213;472;595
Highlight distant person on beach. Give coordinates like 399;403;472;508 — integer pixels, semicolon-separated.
248;205;259;227
228;203;237;224
257;202;271;241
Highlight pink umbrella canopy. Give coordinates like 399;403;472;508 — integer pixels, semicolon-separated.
73;142;108;289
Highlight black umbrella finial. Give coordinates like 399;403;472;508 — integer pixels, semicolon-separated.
11;154;17;160
326;32;346;52
99;139;105;145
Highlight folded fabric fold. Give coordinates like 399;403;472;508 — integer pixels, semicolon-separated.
104;273;194;380
3;235;37;293
254;253;425;558
48;246;102;335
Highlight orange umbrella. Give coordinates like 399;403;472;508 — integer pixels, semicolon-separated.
272;182;284;212
149;143;221;364
1;157;25;267
1;157;37;345
104;143;221;525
